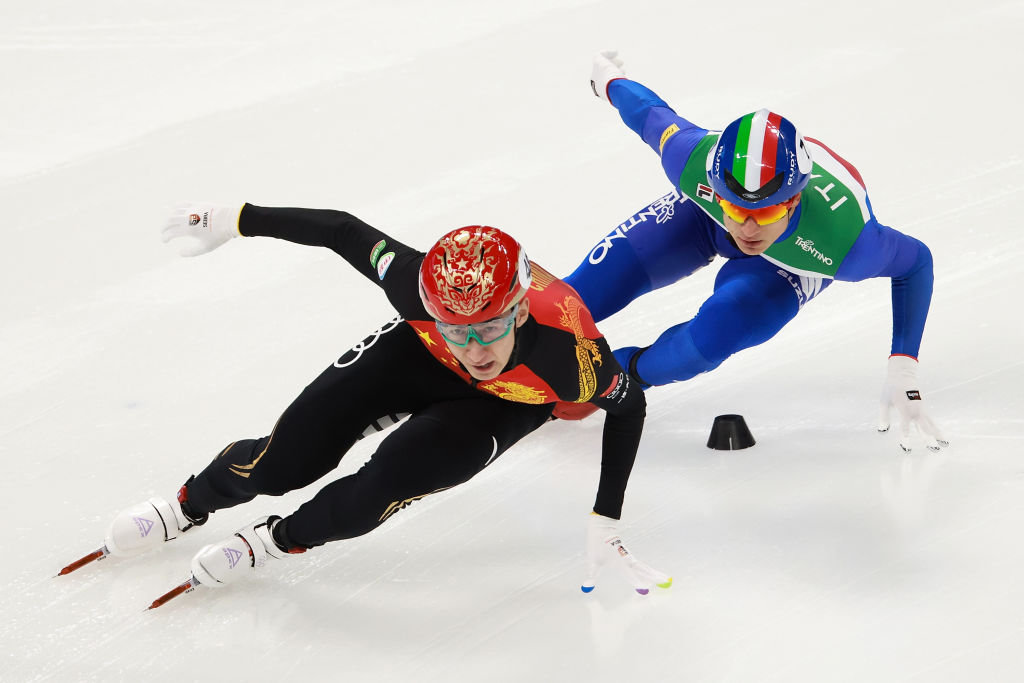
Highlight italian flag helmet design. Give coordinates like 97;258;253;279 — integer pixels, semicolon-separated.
706;109;814;209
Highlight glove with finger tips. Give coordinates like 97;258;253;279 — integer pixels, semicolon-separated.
582;512;671;596
878;355;949;453
590;50;626;103
161;203;243;257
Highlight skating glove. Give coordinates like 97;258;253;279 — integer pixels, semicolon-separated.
160;203;242;257
590;50;626;103
582;513;671;595
878;355;949;453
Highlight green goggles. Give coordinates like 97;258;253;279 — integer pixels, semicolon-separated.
435;304;518;347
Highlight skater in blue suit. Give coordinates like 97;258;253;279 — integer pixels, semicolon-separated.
565;51;947;453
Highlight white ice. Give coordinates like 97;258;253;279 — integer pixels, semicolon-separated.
2;1;1023;681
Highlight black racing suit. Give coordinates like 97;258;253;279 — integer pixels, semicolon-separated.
183;205;647;549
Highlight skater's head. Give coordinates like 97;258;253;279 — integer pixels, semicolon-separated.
707;109;813;255
420;226;532;380
708;109;813;209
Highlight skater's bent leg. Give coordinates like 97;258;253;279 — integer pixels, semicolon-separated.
183;321;440;519
181;437;278;517
279;397;553;549
633;259;830;386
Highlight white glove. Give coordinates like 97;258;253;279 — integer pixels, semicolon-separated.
582;513;671;595
878;355;949;453
160;203;242;257
590;50;626;103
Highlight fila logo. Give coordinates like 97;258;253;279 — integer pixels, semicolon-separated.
133;516;155;537
223;547;244;569
906;390;922;401
188;213;201;226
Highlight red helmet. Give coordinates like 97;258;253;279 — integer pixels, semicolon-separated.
418;225;532;324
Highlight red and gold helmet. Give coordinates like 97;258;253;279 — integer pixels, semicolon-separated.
418;225;532;324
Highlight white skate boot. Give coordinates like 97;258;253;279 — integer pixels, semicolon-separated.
190;516;303;587
58;482;210;576
103;488;204;557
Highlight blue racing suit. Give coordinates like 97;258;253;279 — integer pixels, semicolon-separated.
564;79;934;387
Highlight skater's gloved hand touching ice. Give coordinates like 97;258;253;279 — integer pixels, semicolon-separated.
582;513;671;595
878;355;949;453
161;203;242;257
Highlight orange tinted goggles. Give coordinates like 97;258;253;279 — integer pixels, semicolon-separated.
717;197;791;226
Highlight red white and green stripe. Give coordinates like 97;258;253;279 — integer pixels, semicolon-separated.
730;109;784;191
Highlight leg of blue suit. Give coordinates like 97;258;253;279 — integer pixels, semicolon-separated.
632;257;831;385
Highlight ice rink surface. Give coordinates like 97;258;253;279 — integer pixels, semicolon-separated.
2;1;1023;681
